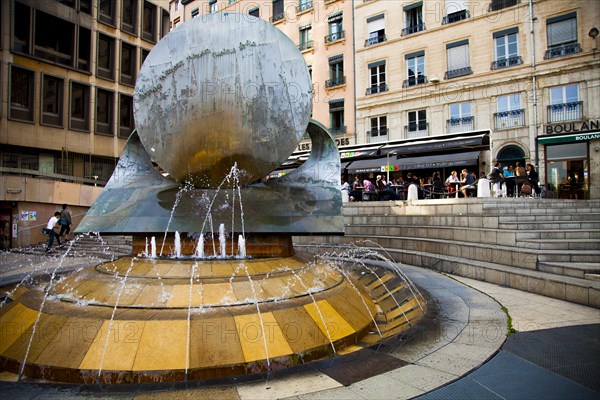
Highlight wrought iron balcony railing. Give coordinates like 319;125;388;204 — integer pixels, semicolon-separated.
547;101;583;123
488;0;520;12
491;55;523;70
447;116;474;133
330;126;346;135
326;76;346;88
403;75;428;88
365;34;387;47
298;40;314;51
270;12;285;23
405;123;429;138
442;10;470;24
494;109;525;129
324;30;345;43
401;23;425;36
368;128;389;138
444;66;472;79
544;43;582;59
365;83;389;95
296;1;313;13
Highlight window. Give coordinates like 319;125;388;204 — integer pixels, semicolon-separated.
34;10;74;67
119;94;134;138
549;84;581;122
0;151;38;171
161;9;170;38
445;40;471;79
249;8;260;18
299;25;313;51
495;94;524;129
327;55;344;88
175;0;179;11
489;0;520;12
404;51;427;87
96;89;114;135
329;99;345;135
407;110;427;137
97;34;115;80
367;61;387;95
492;27;522;70
78;27;91;72
9;65;34;121
366;14;385;46
402;2;424;36
298;0;312;13
13;2;30;53
191;8;200;18
142;1;157;42
120;42;137;85
544;12;581;59
448;102;473;133
70;82;90;131
443;0;469;24
141;48;150;65
209;0;218;14
99;0;116;25
272;0;284;22
85;156;116;183
369;116;388;141
326;12;343;43
121;0;137;35
41;75;64;127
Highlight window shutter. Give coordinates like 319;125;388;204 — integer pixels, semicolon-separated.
445;0;466;14
447;44;469;70
547;17;576;46
367;18;385;34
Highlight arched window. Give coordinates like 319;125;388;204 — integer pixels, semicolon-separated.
497;145;525;167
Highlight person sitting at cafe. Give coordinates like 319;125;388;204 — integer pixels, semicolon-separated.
488;162;505;197
376;175;399;201
503;165;515;197
515;162;527;197
445;170;459;194
431;171;445;199
349;176;362;202
459;168;476;198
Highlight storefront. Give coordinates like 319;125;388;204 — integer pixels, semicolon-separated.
538;127;600;200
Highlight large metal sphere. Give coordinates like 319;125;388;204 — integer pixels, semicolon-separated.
134;13;312;187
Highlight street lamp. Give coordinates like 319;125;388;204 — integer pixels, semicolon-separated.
386;152;397;183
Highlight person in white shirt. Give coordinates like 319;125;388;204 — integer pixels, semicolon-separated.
45;211;63;254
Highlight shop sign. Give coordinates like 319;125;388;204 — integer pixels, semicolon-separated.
544;119;599;135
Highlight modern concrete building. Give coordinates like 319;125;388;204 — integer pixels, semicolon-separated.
354;0;599;199
0;0;170;249
173;0;356;154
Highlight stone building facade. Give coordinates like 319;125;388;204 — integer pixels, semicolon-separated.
0;0;170;248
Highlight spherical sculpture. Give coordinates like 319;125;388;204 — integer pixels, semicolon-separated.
134;13;312;187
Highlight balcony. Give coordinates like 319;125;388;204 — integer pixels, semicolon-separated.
326;76;346;88
324;30;345;43
488;0;520;12
447;116;474;133
444;66;472;80
491;56;523;70
403;75;428;88
405;122;428;138
401;24;425;36
330;126;346;136
366;83;389;95
298;40;313;52
368;128;389;142
547;101;583;123
494;109;525;129
442;10;470;24
296;1;313;13
365;34;387;47
544;43;582;60
270;12;285;23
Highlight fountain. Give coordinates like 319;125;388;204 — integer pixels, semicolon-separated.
0;14;426;384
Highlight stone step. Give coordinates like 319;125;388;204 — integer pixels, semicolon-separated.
518;239;600;251
537;262;600;279
499;221;600;230
515;230;600;240
498;214;600;223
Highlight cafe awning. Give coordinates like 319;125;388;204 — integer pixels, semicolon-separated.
346;157;388;173
380;133;489;155
395;151;480;170
537;131;600;145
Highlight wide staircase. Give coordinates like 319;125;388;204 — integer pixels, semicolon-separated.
297;198;600;308
13;234;133;261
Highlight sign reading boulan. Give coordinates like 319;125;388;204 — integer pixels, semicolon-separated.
544;119;599;135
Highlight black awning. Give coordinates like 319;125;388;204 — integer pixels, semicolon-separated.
381;133;489;155
393;151;480;170
346;157;387;173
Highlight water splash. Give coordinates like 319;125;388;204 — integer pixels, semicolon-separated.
219;224;226;258
238;235;246;258
151;237;156;258
174;231;181;258
195;234;204;258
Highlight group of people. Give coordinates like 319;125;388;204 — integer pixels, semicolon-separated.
488;161;540;197
443;169;478;198
43;204;72;254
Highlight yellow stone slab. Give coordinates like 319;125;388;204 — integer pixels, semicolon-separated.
303;300;356;342
166;284;193;308
366;273;395;291
148;262;174;277
232;280;266;303
132;320;187;371
271;308;330;352
79;320;144;371
0;303;39;354
164;263;192;278
203;282;236;306
258;277;289;299
3;314;68;363
234;312;293;363
210;263;235;278
35;317;103;368
132;284;172;307
328;290;375;330
189;316;245;368
373;282;406;302
386;298;421;321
